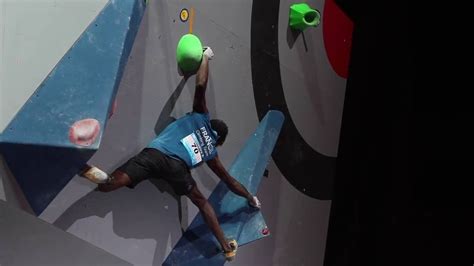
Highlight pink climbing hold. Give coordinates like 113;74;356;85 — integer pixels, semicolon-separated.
69;118;101;146
262;227;270;236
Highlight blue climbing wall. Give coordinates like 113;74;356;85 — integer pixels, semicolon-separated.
0;0;146;215
163;110;284;266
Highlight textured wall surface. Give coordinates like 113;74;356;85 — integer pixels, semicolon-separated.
0;0;348;265
0;200;132;266
0;0;109;132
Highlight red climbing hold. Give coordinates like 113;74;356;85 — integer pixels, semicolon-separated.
323;0;354;78
69;118;100;146
262;227;270;236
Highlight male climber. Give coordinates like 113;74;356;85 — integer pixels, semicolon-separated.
80;47;260;261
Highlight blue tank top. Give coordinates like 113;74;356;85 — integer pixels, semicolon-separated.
148;112;218;168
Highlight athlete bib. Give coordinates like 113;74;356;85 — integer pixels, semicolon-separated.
180;133;203;166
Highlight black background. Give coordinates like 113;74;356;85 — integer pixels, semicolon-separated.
324;1;473;266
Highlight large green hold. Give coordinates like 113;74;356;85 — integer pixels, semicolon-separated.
176;34;203;72
289;3;321;31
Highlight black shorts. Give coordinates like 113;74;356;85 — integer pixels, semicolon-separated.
117;148;196;195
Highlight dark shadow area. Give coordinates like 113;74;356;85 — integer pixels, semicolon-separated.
148;178;186;233
176;64;184;77
0;155;34;214
154;77;188;135
301;32;308;52
53;179;183;266
204;73;217;117
1;143;95;215
286;26;307;51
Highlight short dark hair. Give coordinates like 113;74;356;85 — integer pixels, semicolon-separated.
210;119;228;146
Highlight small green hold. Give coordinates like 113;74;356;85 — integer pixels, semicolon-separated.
176;34;203;73
289;3;321;31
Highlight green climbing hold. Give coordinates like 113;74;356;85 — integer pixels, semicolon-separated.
176;34;203;73
289;3;321;31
